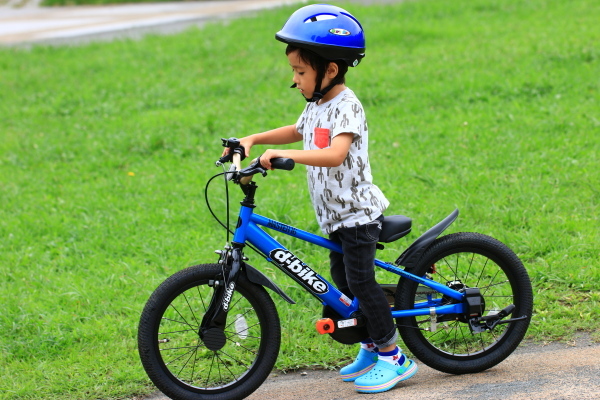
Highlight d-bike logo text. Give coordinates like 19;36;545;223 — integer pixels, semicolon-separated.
222;282;235;311
269;249;328;294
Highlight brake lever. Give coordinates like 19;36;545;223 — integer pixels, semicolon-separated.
238;157;267;178
216;138;246;167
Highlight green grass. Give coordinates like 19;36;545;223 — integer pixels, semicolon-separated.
1;0;598;398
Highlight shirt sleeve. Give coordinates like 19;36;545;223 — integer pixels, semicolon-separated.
295;104;311;137
330;98;365;141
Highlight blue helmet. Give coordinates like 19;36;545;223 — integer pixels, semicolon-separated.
275;4;366;67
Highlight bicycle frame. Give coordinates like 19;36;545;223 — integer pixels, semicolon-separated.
235;203;466;320
139;150;532;398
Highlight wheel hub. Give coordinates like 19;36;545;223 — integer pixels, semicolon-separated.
437;280;486;323
201;328;227;351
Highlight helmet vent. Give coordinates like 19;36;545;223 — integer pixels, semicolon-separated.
304;14;336;23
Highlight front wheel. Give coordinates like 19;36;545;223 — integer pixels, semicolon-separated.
395;232;533;374
138;264;281;400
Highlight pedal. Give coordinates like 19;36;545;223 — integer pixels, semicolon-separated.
316;318;335;334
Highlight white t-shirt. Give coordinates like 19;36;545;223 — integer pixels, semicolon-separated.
296;88;389;234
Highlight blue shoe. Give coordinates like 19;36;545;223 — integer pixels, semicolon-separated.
340;349;378;382
354;356;418;393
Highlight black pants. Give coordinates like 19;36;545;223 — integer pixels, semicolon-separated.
329;218;398;348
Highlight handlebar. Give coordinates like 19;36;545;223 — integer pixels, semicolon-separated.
218;137;295;185
236;155;295;185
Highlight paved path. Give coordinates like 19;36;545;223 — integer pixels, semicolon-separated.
0;0;302;46
144;336;600;400
0;0;406;47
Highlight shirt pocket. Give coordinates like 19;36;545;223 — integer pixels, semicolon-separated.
314;127;330;149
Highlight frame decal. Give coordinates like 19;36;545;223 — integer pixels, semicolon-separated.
269;249;328;294
266;219;297;236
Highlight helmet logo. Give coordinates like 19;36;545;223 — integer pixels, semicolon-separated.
329;28;351;36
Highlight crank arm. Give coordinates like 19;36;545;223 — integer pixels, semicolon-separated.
493;315;529;325
469;303;527;333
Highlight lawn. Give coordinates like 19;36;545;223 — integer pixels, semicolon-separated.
0;0;598;399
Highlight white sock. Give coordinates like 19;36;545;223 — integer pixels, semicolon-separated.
360;340;378;353
378;346;405;366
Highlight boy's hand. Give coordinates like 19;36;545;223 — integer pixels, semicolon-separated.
259;149;287;170
221;137;253;158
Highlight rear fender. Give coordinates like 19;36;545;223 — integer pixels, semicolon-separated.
395;209;459;270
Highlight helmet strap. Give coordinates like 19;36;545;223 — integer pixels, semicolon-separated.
307;82;336;103
290;82;334;103
289;61;339;103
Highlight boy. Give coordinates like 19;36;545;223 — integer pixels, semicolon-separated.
224;4;417;393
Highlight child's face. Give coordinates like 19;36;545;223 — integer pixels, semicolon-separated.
287;50;319;100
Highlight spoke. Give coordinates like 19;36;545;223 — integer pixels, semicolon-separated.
225;320;260;337
452;322;459;355
224;331;262;341
454;253;459;281
159;327;197;335
224;307;256;331
167;303;195;330
164;346;197;366
177;343;198;377
477;329;487;352
182;291;201;326
475;257;490;288
205;351;216;389
215;351;241;384
428;323;450;341
190;342;200;385
482;268;503;296
433;268;452;284
466;252;475;282
161;316;195;329
161;345;203;352
441;257;456;282
479;279;510;291
227;293;246;313
196;285;209;313
224;337;259;357
458;324;471;355
216;350;224;386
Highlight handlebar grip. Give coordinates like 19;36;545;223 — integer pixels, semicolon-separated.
232;153;242;172
270;158;295;171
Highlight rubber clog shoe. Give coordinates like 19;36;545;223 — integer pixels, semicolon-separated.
340;349;378;382
354;357;418;393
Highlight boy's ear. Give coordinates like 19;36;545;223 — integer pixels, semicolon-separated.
326;62;339;79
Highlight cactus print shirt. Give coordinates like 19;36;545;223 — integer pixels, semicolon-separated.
295;88;389;234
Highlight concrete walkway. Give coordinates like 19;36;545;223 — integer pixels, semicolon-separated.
0;0;302;46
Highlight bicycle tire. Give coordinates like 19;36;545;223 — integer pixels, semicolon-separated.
395;232;533;374
138;264;281;400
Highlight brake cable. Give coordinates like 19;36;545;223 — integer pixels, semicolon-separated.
204;166;267;259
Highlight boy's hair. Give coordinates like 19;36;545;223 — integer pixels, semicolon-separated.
286;44;349;87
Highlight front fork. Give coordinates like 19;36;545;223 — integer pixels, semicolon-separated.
199;242;245;351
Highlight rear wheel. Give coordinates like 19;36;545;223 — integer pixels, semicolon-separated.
138;264;281;400
395;232;532;374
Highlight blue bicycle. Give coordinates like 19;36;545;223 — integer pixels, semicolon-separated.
138;138;533;400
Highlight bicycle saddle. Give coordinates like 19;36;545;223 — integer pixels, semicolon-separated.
379;215;412;243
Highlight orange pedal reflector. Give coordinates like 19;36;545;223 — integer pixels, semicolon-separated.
315;318;335;334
